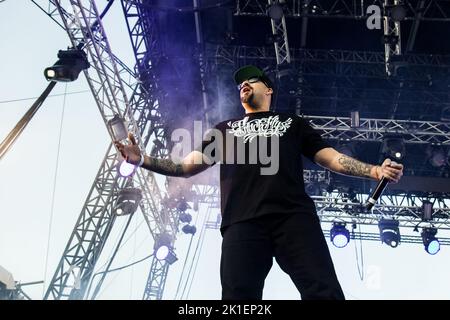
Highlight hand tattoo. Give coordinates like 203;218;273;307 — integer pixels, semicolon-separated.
337;154;374;179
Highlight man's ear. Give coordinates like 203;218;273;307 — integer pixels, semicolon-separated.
266;88;273;96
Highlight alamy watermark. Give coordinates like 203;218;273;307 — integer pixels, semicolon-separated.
366;5;383;30
170;118;284;176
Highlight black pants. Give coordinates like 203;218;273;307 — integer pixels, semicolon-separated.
220;213;345;300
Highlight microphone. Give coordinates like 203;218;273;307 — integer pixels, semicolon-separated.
366;176;389;210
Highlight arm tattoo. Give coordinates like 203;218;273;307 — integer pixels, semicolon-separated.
142;157;185;177
337;154;374;179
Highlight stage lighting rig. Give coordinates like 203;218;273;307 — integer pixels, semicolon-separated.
44;48;89;82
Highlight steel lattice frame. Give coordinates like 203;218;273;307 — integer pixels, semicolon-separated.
120;0;183;300
203;171;450;245
32;0;178;300
383;0;402;76
236;0;450;21
304;116;450;144
268;0;292;65
209;45;450;80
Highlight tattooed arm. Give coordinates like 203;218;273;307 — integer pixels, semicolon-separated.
313;147;403;182
115;133;210;178
140;151;210;178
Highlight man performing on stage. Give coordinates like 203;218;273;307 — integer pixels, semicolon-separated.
115;65;404;300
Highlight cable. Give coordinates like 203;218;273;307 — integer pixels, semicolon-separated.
89;213;135;300
95;234;152;298
86;215;147;298
173;208;203;300
184;207;210;299
0;90;89;104
42;83;68;298
181;205;211;299
353;223;365;281
130;212;138;299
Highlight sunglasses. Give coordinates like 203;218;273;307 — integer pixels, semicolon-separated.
237;77;263;91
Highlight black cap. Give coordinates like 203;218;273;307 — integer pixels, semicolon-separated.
233;65;274;88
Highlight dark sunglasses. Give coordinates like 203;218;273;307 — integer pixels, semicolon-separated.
237;77;263;91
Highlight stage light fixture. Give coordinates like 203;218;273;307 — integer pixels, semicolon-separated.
179;212;192;224
382;137;405;160
44;48;89;82
330;222;350;248
421;228;440;255
176;197;189;212
115;188;142;216
385;4;406;22
267;2;284;20
154;233;178;264
182;225;197;235
378;218;400;248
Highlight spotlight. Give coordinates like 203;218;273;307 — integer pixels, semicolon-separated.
266;2;284;20
176;197;189;212
179;212;192;224
385;4;406;22
182;225;197;235
382;137;405;160
330;222;350;248
154;233;178;264
378;218;400;248
44;48;89;82
115;188;142;216
421;228;440;255
155;246;178;264
108;114;128;142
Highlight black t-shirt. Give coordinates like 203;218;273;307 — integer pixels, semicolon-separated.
198;111;330;232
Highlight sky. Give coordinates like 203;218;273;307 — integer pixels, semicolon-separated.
1;1;450;300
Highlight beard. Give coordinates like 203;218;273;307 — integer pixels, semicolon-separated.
240;92;254;104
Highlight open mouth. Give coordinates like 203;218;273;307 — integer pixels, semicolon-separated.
242;87;251;94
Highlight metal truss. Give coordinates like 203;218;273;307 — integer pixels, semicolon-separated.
209;45;450;81
203;181;450;244
142;258;169;300
33;0;177;300
304;115;450;144
384;0;402;76
268;0;291;65
121;0;182;300
193;0;212;127
236;0;450;22
120;0;170;156
193;184;221;207
211;45;450;67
